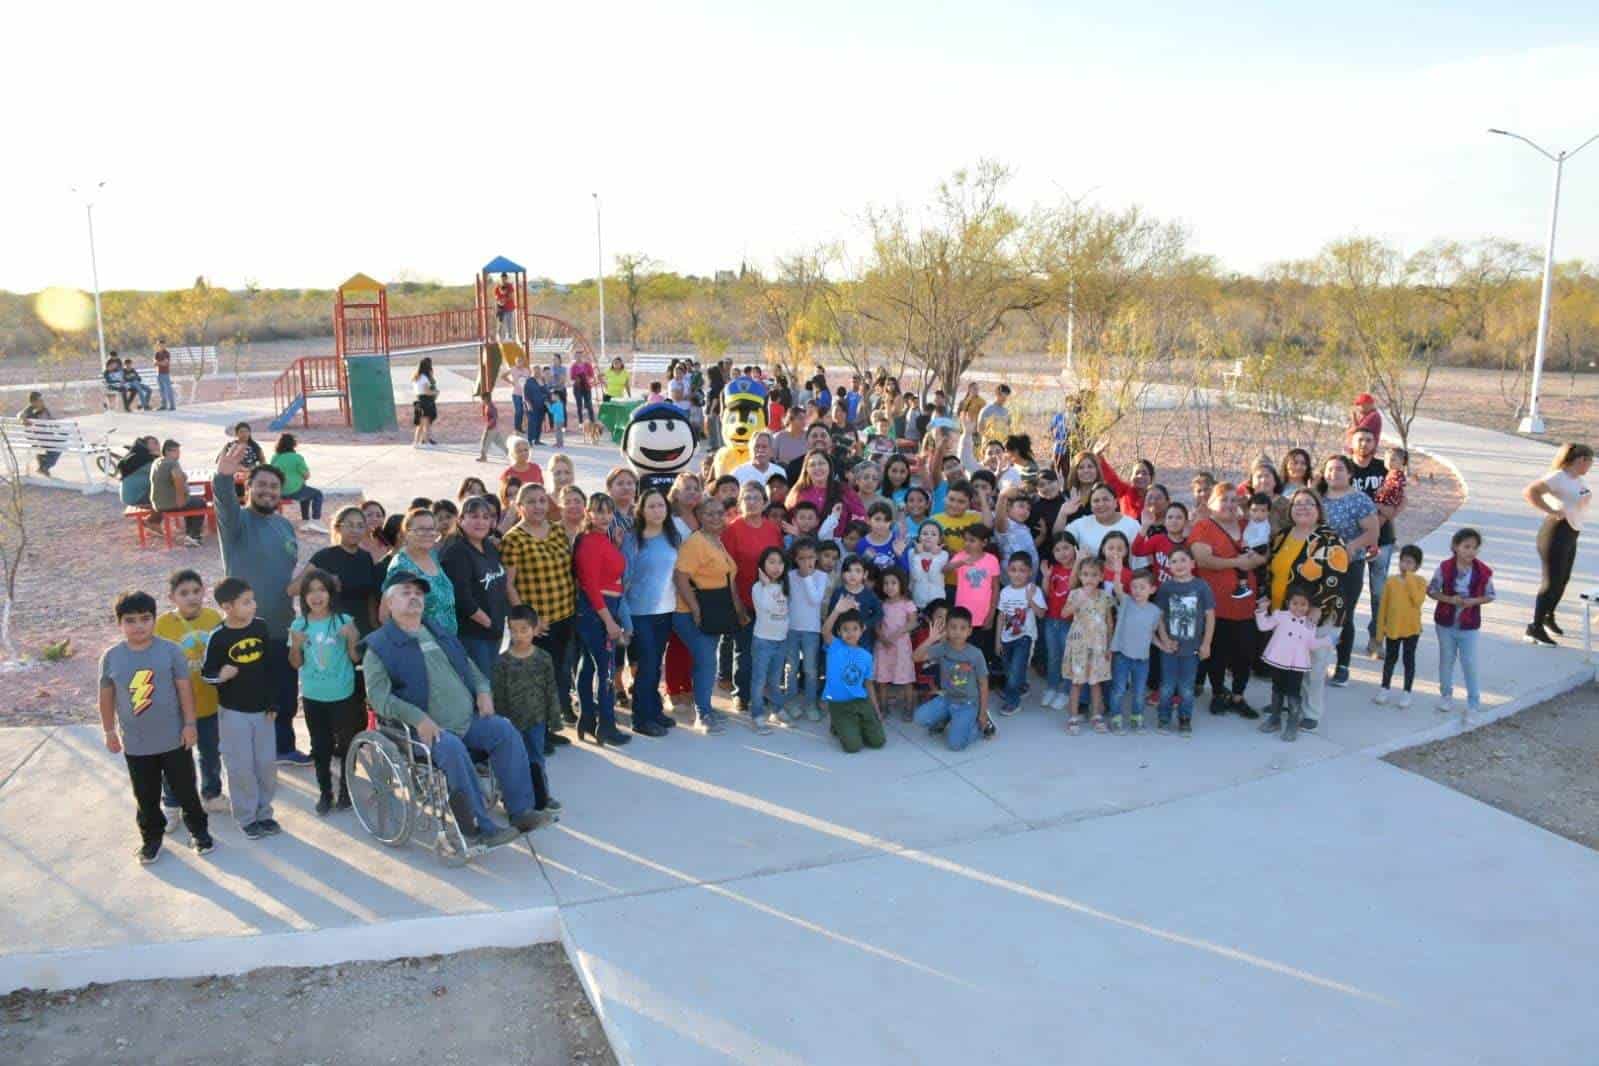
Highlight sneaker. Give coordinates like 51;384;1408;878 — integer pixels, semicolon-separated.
203;793;229;813
241;821;267;840
1129;714;1143;732
779;706;799;723
1397;693;1412;709
1178;718;1193;738
1230;584;1253;601
136;842;162;865
182;535;203;548
511;809;554;832
1544;617;1565;637
753;718;774;736
1436;697;1455;713
191;834;216;855
701;715;727;735
300;520;328;534
997;702;1020;717
1373;689;1389;705
1328;667;1349;688
164;806;182;832
1234;701;1260;720
475;824;524;848
806;706;824;723
1525;624;1557;648
1259;712;1282;734
276;750;313;767
542;798;563;813
1208;694;1228;716
257;818;283;836
315;793;333;816
1300;716;1318;731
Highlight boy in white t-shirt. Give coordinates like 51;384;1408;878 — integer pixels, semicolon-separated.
994;552;1046;715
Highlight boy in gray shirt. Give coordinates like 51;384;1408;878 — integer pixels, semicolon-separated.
99;590;213;865
912;605;994;751
1108;571;1162;731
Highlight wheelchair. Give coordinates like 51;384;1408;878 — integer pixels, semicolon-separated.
344;710;509;866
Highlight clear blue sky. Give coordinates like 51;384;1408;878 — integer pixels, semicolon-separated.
2;0;1595;292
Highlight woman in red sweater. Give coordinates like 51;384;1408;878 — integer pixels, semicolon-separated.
723;480;785;711
572;493;634;745
1096;452;1155;521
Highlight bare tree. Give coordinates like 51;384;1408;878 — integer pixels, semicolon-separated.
613;253;659;351
0;421;28;661
751;248;835;384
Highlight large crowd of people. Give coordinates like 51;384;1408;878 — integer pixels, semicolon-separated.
96;363;1591;865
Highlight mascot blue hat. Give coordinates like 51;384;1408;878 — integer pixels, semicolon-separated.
724;377;768;404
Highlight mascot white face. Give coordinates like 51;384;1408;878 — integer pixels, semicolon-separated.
623;402;698;486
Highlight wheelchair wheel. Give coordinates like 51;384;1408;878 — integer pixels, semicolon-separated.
346;732;414;847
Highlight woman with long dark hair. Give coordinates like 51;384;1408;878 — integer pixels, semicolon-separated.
411;357;439;447
439;496;511;677
622;488;682;734
501;483;577;749
1522;442;1593;646
672;497;743;734
1318;455;1380;685
571;493;632;745
1266;488;1349;732
272;433;325;531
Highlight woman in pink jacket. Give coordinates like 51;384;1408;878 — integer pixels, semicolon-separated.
1254;584;1333;742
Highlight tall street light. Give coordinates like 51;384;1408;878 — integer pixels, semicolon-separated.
70;181;108;363
1488;128;1598;435
592;193;607;362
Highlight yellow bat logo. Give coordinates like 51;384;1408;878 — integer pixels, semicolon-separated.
129;669;155;715
229;637;265;664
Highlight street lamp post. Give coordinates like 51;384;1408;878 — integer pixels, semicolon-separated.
592;193;607;363
70;181;108;363
1488;128;1599;435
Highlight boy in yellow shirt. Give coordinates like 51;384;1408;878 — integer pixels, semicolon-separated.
154;569;227;812
1374;545;1427;708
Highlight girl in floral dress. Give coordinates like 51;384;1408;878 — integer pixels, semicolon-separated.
1063;556;1114;734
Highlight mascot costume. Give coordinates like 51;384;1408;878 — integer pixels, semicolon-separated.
622;400;699;496
711;376;768;478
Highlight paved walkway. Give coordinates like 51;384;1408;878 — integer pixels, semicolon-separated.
2;388;1597;1063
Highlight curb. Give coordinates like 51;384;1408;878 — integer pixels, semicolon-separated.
0;905;561;995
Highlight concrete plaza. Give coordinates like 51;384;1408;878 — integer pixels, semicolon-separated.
2;375;1597;1064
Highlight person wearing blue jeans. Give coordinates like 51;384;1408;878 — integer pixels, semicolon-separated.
285;485;325;524
626;612;676;729
428;718;535;834
1108;652;1151;730
748;632;789;726
911;606;990;750
1156;650;1200;729
162;714;221;807
672;610;725;731
999;636;1033;712
1042;616;1070;706
1428;530;1495;712
1435;626;1480;711
1364;542;1393;647
157;371;178;411
573;594;628;744
784;629;821;714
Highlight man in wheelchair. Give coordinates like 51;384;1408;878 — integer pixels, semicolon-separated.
363;571;544;848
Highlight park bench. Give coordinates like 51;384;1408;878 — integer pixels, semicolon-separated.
631;353;676;379
167;345;220;401
529;338;575;358
0;415;113;487
123;503;216;549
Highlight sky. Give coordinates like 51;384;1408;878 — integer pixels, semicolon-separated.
3;0;1597;294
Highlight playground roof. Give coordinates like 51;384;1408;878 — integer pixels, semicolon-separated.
339;272;385;295
483;256;525;275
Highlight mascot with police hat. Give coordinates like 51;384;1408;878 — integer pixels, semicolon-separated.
622;400;699;495
711;376;768;478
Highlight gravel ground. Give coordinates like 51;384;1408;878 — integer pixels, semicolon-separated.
0;488;358;728
1386;683;1599;851
0;945;616;1066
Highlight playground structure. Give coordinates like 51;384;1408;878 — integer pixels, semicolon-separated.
269;257;596;431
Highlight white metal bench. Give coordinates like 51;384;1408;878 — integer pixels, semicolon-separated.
529;339;574;357
631;353;676;379
167;345;220;401
0;416;112;489
1220;358;1245;395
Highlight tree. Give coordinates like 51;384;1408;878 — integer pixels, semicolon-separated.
613;253;659;351
858;161;1048;395
125;277;233;400
752;248;834;384
1316;238;1439;449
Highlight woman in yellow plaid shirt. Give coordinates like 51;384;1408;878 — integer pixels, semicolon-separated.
502;483;577;746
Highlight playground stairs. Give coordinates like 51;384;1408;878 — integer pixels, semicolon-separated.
271;356;351;430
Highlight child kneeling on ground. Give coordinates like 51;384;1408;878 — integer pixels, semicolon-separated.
820;601;884;753
100;589;215;864
912;605;994;751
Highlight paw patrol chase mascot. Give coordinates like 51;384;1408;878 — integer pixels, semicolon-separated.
621;401;699;496
711;377;768;478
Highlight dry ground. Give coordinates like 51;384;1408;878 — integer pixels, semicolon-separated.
0;945;616;1066
1386;683;1599;852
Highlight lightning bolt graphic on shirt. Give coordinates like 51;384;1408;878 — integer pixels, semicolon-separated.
129;669;155;715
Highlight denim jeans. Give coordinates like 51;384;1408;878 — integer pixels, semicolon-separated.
1335;563;1367;669
162;714;222;805
1042;618;1070;694
1436;625;1481;709
786;630;821;709
672;611;721;723
511;393;526;436
749;635;789;720
628;612;675;726
574;596;619;731
157;372;177;410
727;620;753;703
999;636;1033;708
1107;652;1151;721
460;635;500;681
913;695;980;751
285;484;324;521
429;716;533;830
1363;543;1394;640
1157;649;1200;723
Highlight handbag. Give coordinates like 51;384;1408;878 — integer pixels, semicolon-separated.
696;584;739;635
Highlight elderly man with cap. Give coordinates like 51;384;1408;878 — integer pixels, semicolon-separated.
363;569;545;848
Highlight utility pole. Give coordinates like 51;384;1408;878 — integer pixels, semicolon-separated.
592;193;607;362
71;181;108;362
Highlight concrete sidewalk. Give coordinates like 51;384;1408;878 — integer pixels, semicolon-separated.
2;395;1596;1062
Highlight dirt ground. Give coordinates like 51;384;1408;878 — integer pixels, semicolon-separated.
1386;683;1599;852
0;488;357;729
0;945;616;1066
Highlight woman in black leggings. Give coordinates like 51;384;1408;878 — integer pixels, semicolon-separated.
1522;442;1593;646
